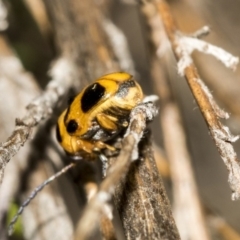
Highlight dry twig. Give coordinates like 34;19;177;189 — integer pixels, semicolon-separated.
0;57;77;185
111;99;180;239
144;0;240;200
74;101;159;240
150;54;210;240
142;2;210;237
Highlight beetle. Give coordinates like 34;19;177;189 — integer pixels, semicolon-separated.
8;73;144;233
56;72;143;158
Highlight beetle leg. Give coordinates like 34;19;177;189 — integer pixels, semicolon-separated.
72;137;115;156
96;113;118;131
96;112;128;131
73;139;95;154
93;141;116;152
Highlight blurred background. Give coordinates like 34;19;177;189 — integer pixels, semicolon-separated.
1;0;240;239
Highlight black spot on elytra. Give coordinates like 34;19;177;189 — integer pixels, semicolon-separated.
67;120;78;133
56;124;62;142
81;83;105;112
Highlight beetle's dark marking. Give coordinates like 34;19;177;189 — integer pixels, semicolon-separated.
56;125;62;142
81;83;105;112
67;119;78;133
116;80;136;98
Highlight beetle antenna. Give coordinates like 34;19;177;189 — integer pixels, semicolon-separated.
8;162;76;236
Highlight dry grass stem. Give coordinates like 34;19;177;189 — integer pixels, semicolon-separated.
99;215;117;240
0;0;8;30
74;101;158;240
162;104;210;240
83;172;116;240
24;0;51;36
150;55;210;239
102;18;136;75
152;143;170;177
208;215;240;240
146;0;240;200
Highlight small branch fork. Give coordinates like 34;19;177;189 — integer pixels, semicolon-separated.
74;100;158;240
147;0;240;200
0;57;77;184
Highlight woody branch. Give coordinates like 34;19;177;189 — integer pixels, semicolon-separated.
74;102;159;239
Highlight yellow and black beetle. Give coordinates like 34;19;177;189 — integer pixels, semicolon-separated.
56;72;143;158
